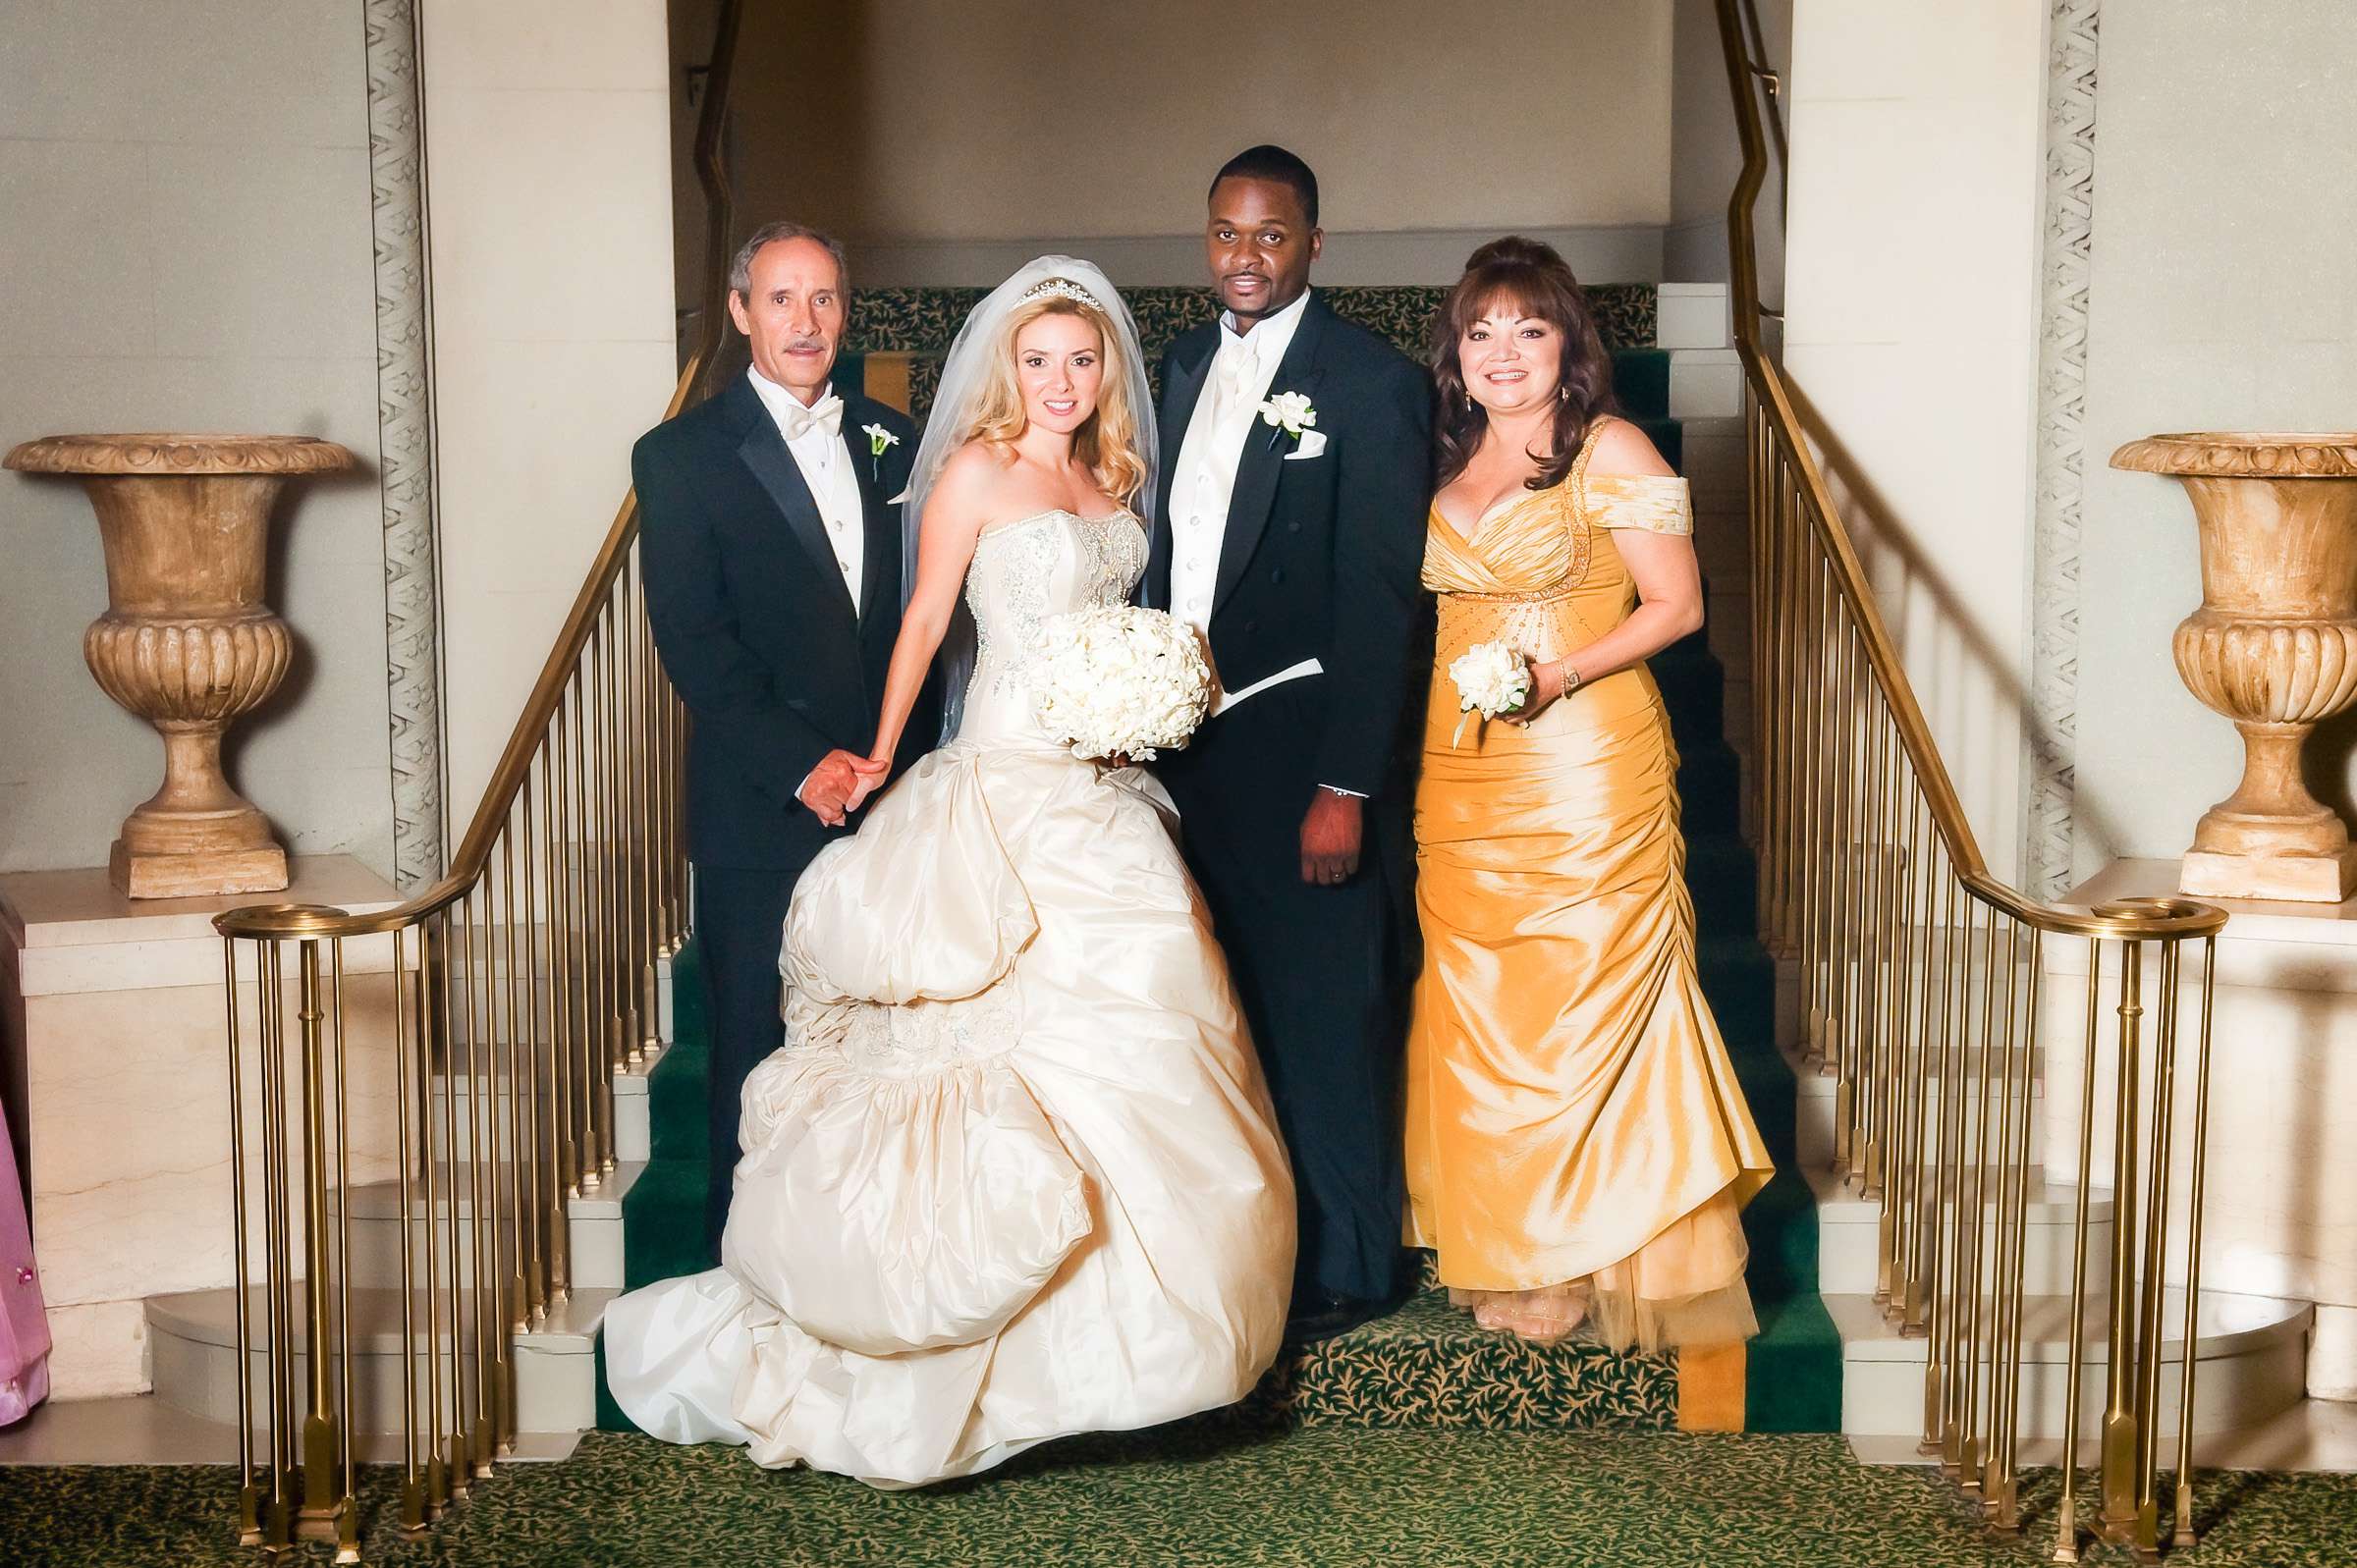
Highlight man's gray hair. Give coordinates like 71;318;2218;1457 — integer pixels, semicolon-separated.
727;221;849;297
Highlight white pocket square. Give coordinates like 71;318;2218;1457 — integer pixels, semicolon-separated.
1284;429;1329;460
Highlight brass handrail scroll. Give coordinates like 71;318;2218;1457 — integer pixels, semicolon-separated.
1715;2;2226;1557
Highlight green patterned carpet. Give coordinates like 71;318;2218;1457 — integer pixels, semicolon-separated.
7;1428;2355;1568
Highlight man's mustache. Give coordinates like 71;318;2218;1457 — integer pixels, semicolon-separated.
781;335;828;352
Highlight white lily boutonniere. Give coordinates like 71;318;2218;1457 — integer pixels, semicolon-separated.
1259;391;1327;460
861;421;901;480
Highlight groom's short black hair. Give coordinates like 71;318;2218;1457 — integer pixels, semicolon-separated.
1211;144;1319;230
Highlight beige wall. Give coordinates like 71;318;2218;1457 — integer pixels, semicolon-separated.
725;0;1677;285
0;1;392;877
421;0;680;828
1781;0;2051;882
2068;4;2357;879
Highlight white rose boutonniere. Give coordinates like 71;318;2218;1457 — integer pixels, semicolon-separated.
1259;390;1317;439
861;421;901;480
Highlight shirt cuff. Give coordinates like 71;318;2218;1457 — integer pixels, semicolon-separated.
1319;784;1367;799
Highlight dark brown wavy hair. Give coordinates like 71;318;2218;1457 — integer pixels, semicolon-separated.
1432;236;1618;491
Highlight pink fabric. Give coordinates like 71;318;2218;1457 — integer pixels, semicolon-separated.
0;1111;49;1426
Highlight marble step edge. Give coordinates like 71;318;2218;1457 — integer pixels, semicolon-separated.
146;1284;619;1358
0;1393;586;1468
429;1054;664;1090
1799;1155;2112;1224
329;1160;645;1224
1824;1287;2311;1366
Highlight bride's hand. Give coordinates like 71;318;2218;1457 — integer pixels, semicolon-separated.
843;754;891;813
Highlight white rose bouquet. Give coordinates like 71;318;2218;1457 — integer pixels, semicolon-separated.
1030;605;1214;763
1448;639;1534;745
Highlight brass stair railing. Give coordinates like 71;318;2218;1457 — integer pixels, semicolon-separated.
1716;2;2228;1557
211;355;696;1558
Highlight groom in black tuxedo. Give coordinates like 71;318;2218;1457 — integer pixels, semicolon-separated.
634;222;923;1257
1148;146;1434;1340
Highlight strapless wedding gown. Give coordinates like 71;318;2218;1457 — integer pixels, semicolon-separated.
604;509;1296;1488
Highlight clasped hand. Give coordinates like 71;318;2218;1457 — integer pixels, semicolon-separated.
797;749;890;828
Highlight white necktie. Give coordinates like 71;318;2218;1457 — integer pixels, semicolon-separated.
779;392;843;443
1211;334;1260;426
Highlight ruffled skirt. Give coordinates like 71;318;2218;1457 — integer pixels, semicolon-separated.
605;740;1295;1487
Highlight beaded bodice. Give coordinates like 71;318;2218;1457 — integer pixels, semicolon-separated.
1422;427;1693;670
959;509;1148;745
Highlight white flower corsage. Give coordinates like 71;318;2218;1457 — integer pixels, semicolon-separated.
861;421;900;479
1448;639;1533;746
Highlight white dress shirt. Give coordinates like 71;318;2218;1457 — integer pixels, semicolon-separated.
1169;288;1311;648
1167;292;1355;799
748;366;865;612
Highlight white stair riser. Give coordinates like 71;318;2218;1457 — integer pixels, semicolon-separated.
1797;1082;2047;1172
1840;1331;2309;1440
148;1327;591;1441
337;1211;622;1293
1818;1209;2115;1297
430;1077;651;1163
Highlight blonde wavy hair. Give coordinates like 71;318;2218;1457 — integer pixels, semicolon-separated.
965;296;1150;504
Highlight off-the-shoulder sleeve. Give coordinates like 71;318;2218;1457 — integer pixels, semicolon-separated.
1582;473;1693;536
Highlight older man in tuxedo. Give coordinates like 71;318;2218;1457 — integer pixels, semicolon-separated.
1148;146;1435;1340
634;221;923;1257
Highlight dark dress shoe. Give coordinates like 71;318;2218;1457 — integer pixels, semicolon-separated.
1282;1289;1402;1345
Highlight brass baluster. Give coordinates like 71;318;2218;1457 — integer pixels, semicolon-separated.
2100;940;2147;1541
462;893;497;1476
535;746;572;1305
500;828;531;1342
1899;796;1937;1332
1829;622;1860;1186
295;939;342;1539
2128;940;2183;1555
1957;910;2004;1487
329;939;359;1564
552;693;580;1205
2053;941;2107;1564
261;942;294;1548
222;940;263;1544
2172;937;2219;1548
393;929;429;1538
1991;927;2044;1532
430;913;467;1503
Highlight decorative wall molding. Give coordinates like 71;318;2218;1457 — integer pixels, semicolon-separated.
2027;0;2101;899
848;225;1671;290
363;0;445;890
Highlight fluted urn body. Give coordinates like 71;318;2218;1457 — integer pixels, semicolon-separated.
3;433;353;897
2113;432;2357;901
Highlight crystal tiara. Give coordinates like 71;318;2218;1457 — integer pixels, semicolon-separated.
1019;276;1106;311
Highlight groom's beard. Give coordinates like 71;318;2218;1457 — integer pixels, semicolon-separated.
1219;274;1298;327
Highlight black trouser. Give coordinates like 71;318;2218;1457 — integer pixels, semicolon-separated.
1158;683;1414;1306
691;862;803;1262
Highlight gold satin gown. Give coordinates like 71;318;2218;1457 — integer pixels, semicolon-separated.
1405;427;1773;1353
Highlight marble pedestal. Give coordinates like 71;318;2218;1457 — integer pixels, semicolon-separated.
2043;858;2357;1401
0;858;402;1399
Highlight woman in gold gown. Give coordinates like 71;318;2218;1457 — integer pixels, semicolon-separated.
1405;238;1772;1351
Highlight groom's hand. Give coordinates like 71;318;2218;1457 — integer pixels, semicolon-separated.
1300;792;1363;886
797;749;882;828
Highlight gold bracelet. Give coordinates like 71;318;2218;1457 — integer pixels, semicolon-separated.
1556;660;1585;699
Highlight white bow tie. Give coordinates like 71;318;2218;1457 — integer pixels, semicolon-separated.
778;392;843;443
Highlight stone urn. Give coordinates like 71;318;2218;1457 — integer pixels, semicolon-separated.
2113;432;2357;901
3;433;354;898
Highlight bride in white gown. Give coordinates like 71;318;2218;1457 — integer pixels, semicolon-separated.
604;257;1296;1489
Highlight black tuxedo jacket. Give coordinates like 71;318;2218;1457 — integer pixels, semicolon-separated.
634;373;922;872
1146;293;1435;798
